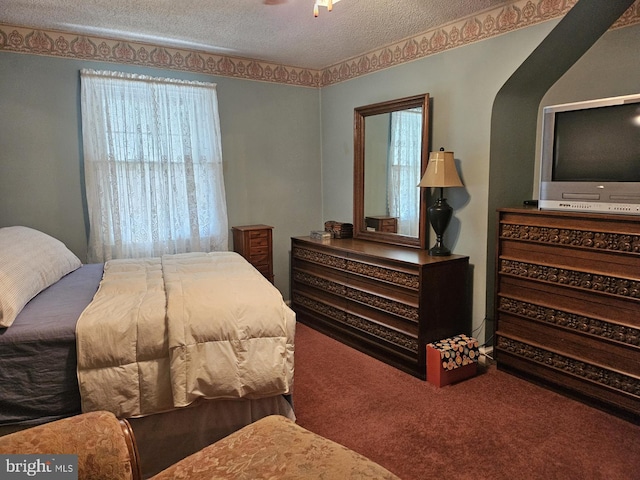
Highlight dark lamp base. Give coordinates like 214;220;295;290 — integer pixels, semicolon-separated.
427;191;454;257
429;244;451;256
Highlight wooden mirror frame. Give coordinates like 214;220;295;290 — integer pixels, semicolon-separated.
353;93;430;248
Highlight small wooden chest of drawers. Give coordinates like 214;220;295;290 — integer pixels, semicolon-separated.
232;225;274;283
365;216;398;233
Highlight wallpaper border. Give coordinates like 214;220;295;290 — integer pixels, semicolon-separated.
1;0;639;87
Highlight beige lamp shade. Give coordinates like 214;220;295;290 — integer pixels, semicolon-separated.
418;150;464;188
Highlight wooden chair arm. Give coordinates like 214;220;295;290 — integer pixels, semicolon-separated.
119;418;143;480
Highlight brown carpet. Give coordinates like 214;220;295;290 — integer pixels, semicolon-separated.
292;323;640;480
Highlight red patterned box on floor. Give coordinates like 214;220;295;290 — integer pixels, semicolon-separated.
427;334;479;387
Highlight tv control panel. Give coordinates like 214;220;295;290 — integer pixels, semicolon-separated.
539;200;640;215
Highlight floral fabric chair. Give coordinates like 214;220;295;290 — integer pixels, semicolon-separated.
0;412;399;480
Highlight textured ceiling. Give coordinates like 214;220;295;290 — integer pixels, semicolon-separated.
0;0;511;69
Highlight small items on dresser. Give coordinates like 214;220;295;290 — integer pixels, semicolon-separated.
324;221;353;238
310;230;332;241
426;334;478;387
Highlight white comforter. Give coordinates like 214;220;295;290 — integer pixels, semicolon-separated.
76;252;295;418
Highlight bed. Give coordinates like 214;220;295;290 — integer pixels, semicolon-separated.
0;226;295;477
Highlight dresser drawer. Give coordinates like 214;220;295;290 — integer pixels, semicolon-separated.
253;262;271;276
249;230;269;247
249;252;269;264
379;219;397;232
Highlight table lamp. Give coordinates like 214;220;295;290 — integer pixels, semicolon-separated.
418;148;464;256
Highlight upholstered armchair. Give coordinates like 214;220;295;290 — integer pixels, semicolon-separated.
0;412;399;480
0;411;140;480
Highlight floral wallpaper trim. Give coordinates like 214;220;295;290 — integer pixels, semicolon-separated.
0;24;323;87
1;0;638;87
321;0;640;86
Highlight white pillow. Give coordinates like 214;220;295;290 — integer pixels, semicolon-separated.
0;226;82;328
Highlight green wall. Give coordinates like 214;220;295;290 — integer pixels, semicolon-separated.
319;22;557;344
1;19;639;344
0;53;322;296
319;21;640;344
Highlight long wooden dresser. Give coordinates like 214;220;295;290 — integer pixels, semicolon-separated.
290;236;470;379
495;208;640;422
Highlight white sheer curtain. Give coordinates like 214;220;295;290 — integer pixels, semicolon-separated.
80;70;228;262
387;109;422;237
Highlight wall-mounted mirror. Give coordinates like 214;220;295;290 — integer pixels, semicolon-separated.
354;94;430;248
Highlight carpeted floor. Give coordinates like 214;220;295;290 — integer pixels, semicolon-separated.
292;323;640;480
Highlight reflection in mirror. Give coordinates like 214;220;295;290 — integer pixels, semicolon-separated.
364;109;422;237
354;94;429;248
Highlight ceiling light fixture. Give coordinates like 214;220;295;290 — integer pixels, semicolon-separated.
314;0;341;17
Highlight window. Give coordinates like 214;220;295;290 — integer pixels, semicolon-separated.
387;108;422;237
80;70;228;262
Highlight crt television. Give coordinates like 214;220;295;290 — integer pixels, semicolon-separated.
538;93;640;215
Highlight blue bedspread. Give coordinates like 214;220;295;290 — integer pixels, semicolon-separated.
0;263;103;426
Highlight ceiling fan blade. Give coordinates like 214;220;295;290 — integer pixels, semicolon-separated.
264;0;288;5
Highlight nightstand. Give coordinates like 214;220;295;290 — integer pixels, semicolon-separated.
232;225;274;283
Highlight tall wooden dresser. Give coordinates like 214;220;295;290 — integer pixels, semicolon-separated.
290;236;470;379
495;208;640;422
232;224;274;283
